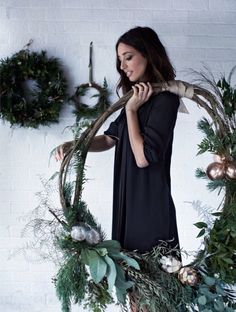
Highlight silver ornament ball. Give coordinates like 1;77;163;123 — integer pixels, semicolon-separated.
71;225;87;241
85;228;101;245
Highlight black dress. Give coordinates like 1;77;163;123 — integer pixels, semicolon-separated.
104;91;180;253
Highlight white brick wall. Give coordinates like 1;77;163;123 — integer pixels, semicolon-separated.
0;1;236;311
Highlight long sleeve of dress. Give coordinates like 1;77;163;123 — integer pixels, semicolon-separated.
143;92;179;164
104;109;125;141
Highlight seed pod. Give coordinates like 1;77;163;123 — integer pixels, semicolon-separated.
178;267;198;286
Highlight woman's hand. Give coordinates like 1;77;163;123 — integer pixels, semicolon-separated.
125;82;153;112
125;82;152;168
54;141;73;161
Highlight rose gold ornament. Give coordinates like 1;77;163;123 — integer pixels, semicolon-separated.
225;161;236;180
178;267;198;286
206;162;225;180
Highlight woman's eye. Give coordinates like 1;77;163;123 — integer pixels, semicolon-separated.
126;55;132;61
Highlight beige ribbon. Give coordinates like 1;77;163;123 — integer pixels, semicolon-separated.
162;80;194;114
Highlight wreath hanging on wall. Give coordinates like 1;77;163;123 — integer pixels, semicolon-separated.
25;70;236;312
71;80;110;122
70;42;110;122
0;46;67;128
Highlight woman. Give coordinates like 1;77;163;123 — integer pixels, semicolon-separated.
56;26;180;311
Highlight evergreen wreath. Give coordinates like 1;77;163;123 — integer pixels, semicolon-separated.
0;47;67;128
70;79;110;121
25;70;236;312
70;42;110;121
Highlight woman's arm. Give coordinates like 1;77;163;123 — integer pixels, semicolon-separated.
89;135;116;152
55;135;115;161
125;82;153;168
126;110;148;168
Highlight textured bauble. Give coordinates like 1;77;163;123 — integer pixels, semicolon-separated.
178;267;198;286
85;228;101;245
225;161;236;180
206;162;225;180
160;256;182;273
71;225;87;241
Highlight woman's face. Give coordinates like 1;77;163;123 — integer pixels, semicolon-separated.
117;43;148;82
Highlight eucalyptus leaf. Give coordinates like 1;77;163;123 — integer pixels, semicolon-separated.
97;240;121;251
199;286;212;298
109;252;140;270
104;255;117;293
198;295;207;305
215;284;225;295
213;300;225;311
94;247;108;257
87;249;107;284
203;276;216;286
115;287;126;304
115;263;134;291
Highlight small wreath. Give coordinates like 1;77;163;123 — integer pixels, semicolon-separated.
71;79;110;121
0;48;67;128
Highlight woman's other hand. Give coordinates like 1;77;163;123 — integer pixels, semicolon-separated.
54;141;73;161
125;82;153;112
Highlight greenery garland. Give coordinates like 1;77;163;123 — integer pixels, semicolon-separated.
25;71;236;312
0;48;67;128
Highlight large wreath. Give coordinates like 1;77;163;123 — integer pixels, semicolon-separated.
27;71;236;312
0;49;67;128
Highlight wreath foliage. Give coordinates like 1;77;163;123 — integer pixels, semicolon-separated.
25;71;236;312
70;79;110;121
0;49;67;128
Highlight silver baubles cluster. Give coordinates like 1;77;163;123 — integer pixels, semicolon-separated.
70;223;101;245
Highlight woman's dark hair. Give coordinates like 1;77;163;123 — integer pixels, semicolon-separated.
116;26;176;94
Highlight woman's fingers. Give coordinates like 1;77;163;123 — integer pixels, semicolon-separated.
135;82;147;99
132;85;138;97
55;145;63;161
55;143;70;161
147;82;153;98
135;82;152;100
126;82;153;111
